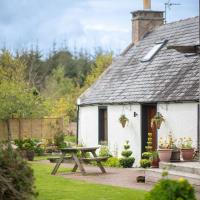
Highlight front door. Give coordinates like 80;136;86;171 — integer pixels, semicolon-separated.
141;105;157;153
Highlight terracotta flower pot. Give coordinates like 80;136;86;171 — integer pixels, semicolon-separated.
158;149;172;162
151;158;159;168
181;148;194;161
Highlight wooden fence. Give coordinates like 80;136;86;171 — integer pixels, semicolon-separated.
0;118;64;140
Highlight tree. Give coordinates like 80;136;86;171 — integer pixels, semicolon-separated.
0;80;49;143
0;51;49;143
0;50;25;82
42;65;74;99
84;53;113;87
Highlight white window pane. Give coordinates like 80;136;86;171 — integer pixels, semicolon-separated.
141;40;167;62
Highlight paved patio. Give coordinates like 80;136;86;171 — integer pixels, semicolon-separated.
40;160;200;199
41;160;153;191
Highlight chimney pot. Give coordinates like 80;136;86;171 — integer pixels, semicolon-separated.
143;0;151;10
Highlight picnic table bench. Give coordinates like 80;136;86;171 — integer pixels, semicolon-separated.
51;147;109;175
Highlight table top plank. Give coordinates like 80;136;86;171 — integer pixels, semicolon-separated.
60;146;99;153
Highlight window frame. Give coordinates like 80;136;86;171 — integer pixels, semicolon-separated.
98;106;108;144
141;40;168;62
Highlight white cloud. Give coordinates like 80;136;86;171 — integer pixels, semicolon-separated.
0;0;198;54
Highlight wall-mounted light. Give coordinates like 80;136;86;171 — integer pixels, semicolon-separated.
134;112;138;117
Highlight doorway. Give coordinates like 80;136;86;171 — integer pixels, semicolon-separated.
141;104;157;153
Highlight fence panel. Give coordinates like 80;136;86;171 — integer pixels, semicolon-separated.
0;118;64;140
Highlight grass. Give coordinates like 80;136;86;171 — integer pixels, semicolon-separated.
34;155;59;161
31;162;146;200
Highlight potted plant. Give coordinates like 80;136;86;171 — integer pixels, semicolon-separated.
158;136;173;162
151;112;164;129
23;139;36;161
166;134;181;162
150;151;159;168
145;133;153;152
119;114;129;128
179;137;194;161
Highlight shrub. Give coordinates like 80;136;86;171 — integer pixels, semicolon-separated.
142;152;152;159
54;132;66;148
14;139;36;151
121;150;132;157
34;146;45;156
145;178;196;200
0;145;37;200
119;157;135;168
104;157;121;167
99;145;112;157
119;141;135;168
140;159;151;168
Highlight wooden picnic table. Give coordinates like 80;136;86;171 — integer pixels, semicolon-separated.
51;147;108;175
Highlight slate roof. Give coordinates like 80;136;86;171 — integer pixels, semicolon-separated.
79;17;200;105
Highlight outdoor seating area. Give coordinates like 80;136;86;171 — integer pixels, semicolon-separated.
51;147;108;175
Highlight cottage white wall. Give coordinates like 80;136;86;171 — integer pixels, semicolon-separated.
78;106;98;146
78;104;142;166
157;103;198;148
107;105;141;166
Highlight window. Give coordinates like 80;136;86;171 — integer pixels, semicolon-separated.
141;40;168;62
98;107;108;144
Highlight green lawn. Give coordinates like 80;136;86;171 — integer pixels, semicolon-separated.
32;162;146;200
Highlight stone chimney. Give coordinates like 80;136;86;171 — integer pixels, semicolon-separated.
131;0;164;44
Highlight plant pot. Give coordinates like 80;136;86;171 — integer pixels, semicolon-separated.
155;120;162;129
158;149;172;162
121;121;127;128
181;148;194;161
151;158;159;168
170;149;180;162
26;150;35;161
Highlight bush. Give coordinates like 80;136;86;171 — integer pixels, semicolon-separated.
104;157;121;167
34;146;45;156
145;178;196;200
119;141;135;168
119;157;135;168
121;150;132;157
140;159;151;168
14;139;36;151
0;145;37;200
99;145;112;157
142;152;152;159
54;133;66;148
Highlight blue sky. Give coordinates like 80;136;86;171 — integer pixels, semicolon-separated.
0;0;199;54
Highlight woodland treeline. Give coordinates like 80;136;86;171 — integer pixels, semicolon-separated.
0;46;113;125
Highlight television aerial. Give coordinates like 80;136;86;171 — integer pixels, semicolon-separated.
164;0;181;24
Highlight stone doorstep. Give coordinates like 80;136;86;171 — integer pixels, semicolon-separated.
159;162;200;175
145;168;200;192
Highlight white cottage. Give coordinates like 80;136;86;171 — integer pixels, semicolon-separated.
77;3;200;165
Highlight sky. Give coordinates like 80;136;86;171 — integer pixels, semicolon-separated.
0;0;199;54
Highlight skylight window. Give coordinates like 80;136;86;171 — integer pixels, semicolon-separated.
141;40;168;62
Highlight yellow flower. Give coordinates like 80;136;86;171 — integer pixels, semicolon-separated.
178;177;186;183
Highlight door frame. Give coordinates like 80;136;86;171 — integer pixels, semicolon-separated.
141;103;157;154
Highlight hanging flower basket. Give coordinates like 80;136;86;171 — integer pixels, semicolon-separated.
119;114;129;128
151;112;164;129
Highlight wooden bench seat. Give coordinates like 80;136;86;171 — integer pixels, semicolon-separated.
80;156;109;162
48;156;72;163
